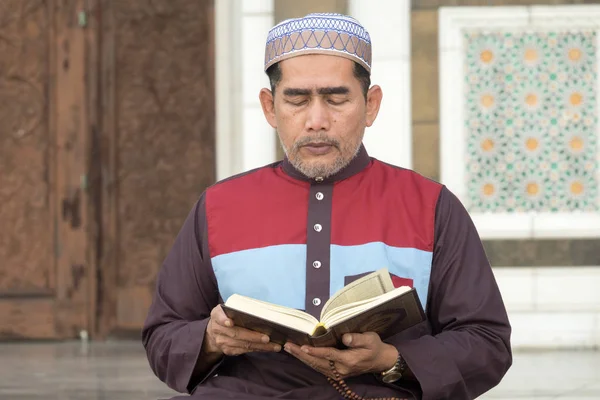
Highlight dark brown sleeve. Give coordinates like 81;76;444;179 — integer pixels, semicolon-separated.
389;186;512;399
142;193;222;393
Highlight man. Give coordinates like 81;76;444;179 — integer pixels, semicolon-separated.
142;13;512;400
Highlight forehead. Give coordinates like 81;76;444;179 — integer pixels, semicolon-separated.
277;55;356;87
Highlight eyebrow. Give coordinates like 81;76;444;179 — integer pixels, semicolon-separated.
282;86;350;96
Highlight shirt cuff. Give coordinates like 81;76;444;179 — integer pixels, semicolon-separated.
182;318;225;393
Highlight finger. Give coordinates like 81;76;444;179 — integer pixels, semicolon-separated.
299;344;343;362
216;335;282;354
220;344;263;357
210;305;234;328
341;332;380;349
299;343;366;377
210;306;272;344
284;343;335;378
218;325;271;344
231;339;281;353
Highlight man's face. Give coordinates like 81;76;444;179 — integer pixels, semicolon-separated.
260;55;382;178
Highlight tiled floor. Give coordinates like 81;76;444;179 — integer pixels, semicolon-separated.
0;341;175;400
0;341;597;399
480;349;600;400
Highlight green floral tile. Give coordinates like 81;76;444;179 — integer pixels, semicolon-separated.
463;30;598;212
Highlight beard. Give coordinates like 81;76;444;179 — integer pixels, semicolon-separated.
279;131;363;178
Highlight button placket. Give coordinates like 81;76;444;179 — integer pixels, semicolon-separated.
304;181;333;317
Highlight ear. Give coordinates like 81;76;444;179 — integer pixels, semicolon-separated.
259;88;277;129
365;85;383;127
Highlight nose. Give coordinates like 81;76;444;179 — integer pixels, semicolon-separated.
304;99;330;132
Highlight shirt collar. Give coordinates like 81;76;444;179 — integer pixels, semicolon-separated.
281;144;371;184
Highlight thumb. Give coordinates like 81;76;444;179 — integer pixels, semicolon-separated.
342;332;379;349
211;304;233;327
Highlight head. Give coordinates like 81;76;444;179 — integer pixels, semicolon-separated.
259;13;383;178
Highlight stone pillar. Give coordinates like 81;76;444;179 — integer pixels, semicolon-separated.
349;0;413;168
215;0;276;179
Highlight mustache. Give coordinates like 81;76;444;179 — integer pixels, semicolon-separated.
292;135;340;150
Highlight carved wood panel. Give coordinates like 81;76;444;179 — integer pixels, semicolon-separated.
0;0;53;294
0;0;216;338
99;0;215;332
0;0;94;339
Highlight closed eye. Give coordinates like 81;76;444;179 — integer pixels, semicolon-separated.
286;99;308;106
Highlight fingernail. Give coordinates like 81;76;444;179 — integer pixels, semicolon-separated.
283;345;290;353
343;334;352;345
261;335;270;343
302;347;310;354
274;344;282;352
224;320;231;327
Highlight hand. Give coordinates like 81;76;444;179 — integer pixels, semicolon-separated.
203;305;282;356
283;332;398;380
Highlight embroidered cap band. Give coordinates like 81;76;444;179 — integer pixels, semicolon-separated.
264;13;372;73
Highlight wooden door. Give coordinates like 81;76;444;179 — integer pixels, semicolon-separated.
0;0;215;339
95;0;216;337
0;0;92;339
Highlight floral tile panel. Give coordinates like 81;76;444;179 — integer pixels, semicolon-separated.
464;30;598;212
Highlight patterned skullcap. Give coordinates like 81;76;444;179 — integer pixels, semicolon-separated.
264;13;372;73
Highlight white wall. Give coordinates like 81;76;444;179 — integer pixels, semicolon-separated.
493;266;600;349
215;0;276;180
349;0;413;169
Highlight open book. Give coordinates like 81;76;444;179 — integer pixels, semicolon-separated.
221;268;425;348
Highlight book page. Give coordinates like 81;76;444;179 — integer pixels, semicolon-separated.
322;285;412;328
225;294;319;334
320;268;395;321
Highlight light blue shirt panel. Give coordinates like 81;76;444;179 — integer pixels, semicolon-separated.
330;242;433;309
211;244;307;309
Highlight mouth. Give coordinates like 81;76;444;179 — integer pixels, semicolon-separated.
301;142;335;156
